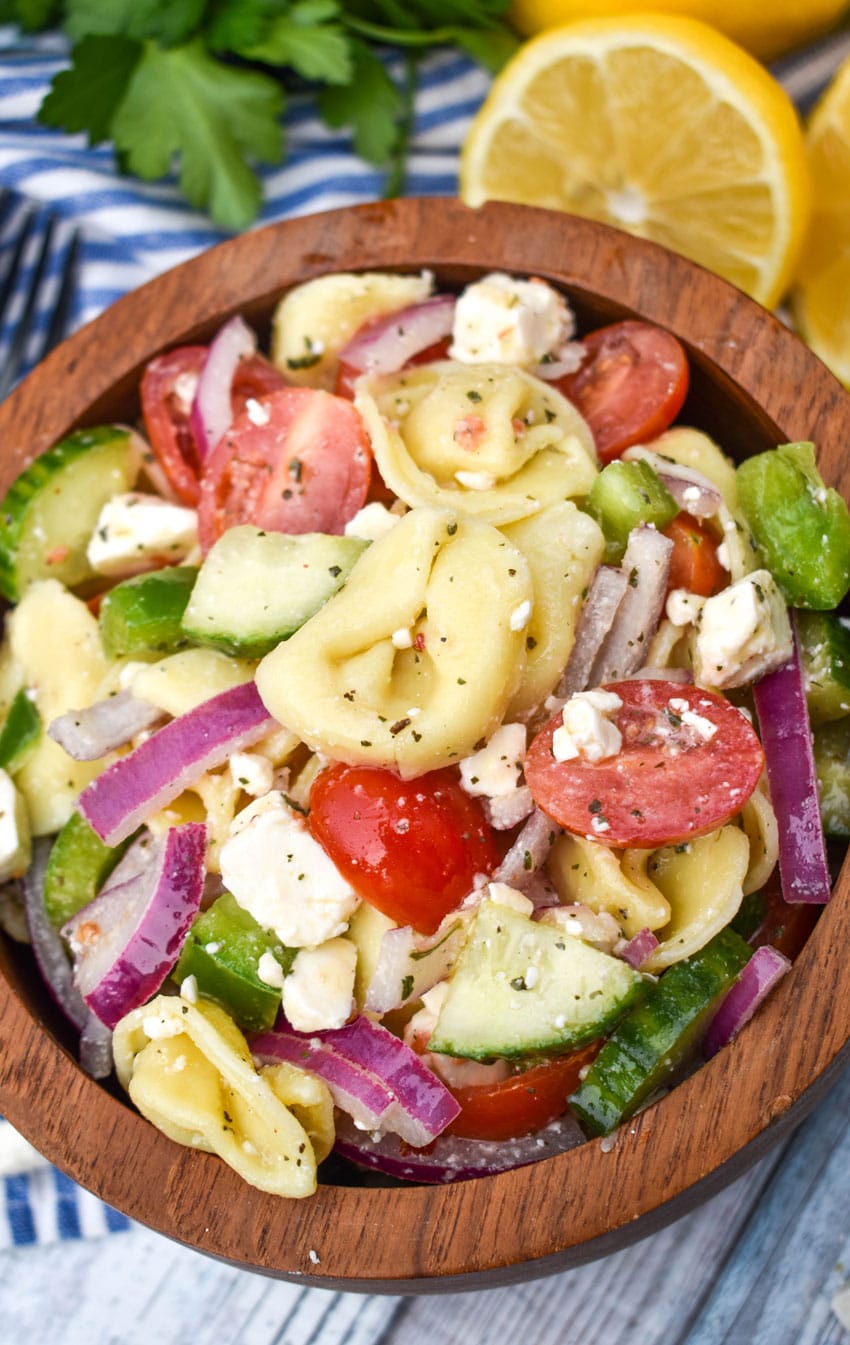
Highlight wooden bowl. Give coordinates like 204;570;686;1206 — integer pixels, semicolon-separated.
1;198;849;1293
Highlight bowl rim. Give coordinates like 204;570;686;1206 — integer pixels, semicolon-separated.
1;197;849;1292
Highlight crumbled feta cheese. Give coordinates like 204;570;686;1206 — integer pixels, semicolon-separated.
666;588;707;628
509;599;533;632
459;722;526;798
484;785;535;831
220;791;360;946
87;493;198;576
667;696;717;741
0;769;30;882
552;689;623;764
344;501;401;542
391;626;414;649
256;950;286;989
450;273;575;366
281;938;357;1032
455;469;497;491
694;569;793;689
487;882;535;916
180;974;199;1004
245;397;271;427
142;1013;184;1040
230;751;274;797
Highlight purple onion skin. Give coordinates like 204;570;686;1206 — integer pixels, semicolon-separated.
702;945;791;1060
22;838;88;1031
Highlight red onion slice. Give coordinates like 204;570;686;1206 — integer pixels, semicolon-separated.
22;837;87;1031
589;526;673;685
77;681;273;846
494;807;561;887
48;689;165;761
79;1010;114;1079
254;1016;460;1146
365;919;467;1014
190;315;257;460
61;823;206;1029
338;294;455;380
333;1109;585;1184
702;944;791;1059
622;446;723;519
752;618;832;905
555;565;628;700
618;927;660;969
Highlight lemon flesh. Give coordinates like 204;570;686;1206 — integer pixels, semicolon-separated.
792;57;850;388
509;0;849;63
460;15;810;307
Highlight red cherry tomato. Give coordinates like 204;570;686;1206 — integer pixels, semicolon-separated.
525;679;764;850
557;320;689;465
140;346;207;505
197;387;372;553
446;1044;601;1141
663;515;727;597
141;348;286;507
308;764;500;935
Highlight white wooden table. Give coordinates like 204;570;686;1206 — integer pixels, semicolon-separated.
3;1057;850;1345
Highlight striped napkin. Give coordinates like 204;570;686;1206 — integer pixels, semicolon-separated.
0;25;487;1250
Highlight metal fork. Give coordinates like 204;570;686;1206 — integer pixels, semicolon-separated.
0;190;80;402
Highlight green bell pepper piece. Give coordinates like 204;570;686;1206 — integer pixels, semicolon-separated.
44;811;133;929
584;459;679;564
98;565;198;658
736;442;850;609
0;687;41;773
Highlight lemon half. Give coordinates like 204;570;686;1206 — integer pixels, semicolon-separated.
792;57;850;387
460;15;811;307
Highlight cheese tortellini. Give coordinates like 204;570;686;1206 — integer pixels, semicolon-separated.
256;506;533;778
113;996;333;1197
356;361;597;525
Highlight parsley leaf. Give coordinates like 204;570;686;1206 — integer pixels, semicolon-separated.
0;0;61;28
111;39;284;229
38;35;143;144
65;0;206;45
318;37;400;165
241;4;353;85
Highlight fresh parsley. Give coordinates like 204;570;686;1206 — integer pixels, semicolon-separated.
3;0;518;228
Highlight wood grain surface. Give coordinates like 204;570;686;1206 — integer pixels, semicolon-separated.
1;198;849;1291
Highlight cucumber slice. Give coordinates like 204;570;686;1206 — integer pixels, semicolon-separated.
428;901;644;1060
98;565;199;658
0;687;40;773
43;811;133;930
0;427;142;601
569;926;752;1136
181;525;369;657
175;892;296;1032
813;717;850;838
796;611;850;724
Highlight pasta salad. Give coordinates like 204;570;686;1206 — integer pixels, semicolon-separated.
1;266;848;1197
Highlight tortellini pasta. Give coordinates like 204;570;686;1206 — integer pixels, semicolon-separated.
256;506;533;778
548;832;672;938
113;996;332;1197
501;502;605;719
270;270;433;390
740;775;780;895
127;647;258;719
356;361;597;525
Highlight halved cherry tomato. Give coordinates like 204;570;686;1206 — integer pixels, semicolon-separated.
447;1044;601;1141
335;337;452;400
141;348;286;507
556;320;689;465
197;387;372;553
308;764;500;935
525;679;764;849
663;515;727;597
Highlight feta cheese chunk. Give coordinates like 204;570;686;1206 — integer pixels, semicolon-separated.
486;881;535;916
230;751;274;798
0;768;30;882
459;722;526;798
220;791;359;947
344;501;401;542
694;569;793;689
281;937;357;1032
666;588;707;628
552;689;623;764
87;492;198;576
450;272;576;366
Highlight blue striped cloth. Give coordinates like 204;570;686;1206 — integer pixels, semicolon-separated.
0;25;487;1248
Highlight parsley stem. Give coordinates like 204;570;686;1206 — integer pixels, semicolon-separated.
342;18;465;47
383;53;418;200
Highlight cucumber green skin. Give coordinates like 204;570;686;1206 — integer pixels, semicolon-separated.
428;902;644;1060
569;927;753;1137
730;890;768;941
796;611;850;725
585;459;678;565
98;565;199;658
175;892;296;1033
44;811;133;930
181;526;369;658
0;427;137;601
814;718;850;838
0;688;41;773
